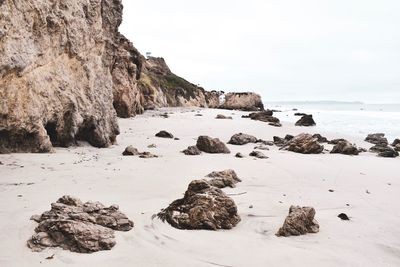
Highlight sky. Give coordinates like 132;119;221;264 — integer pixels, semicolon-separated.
120;0;400;103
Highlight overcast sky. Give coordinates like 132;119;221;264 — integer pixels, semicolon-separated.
120;0;400;103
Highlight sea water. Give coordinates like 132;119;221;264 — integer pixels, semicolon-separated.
265;102;400;142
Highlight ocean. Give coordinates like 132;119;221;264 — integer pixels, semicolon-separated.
265;102;400;142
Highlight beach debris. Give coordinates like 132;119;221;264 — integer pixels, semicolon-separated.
228;133;258;145
45;254;55;260
122;146;140;156
365;133;388;146
157;180;241;230
139;152;158;158
328;189;335;192
195;114;203;117
196;136;231;154
182;146;202;155
276;206;319;237
338;213;350;220
155;130;174;138
283;133;324;154
235;152;245;158
27;196;133;253
206;169;241;188
312;134;328;143
330;140;360;155
295;114;316;126
273;136;287;147
216;114;233;120
249;151;268;159
147;144;157;148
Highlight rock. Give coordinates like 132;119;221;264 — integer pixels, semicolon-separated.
235;152;245;158
276;206;319;237
365;133;388;146
378;147;399;158
392;139;400;147
283;133;324;154
221;92;264;111
249;151;268;159
157;180;241;230
27;196;133;253
284;135;294;141
216;114;233;120
330;140;359;155
268;122;282;127
228;133;258;145
328;138;347;145
147;144;157;148
122;146;140;156
338;213;350;220
182;146;202;155
395;144;400;152
155;130;174;139
273;136;287;147
295;115;316;126
246;111;280;123
254;145;269;150
294;113;308;116
312;134;328;143
196;136;230;154
206;170;241;188
139;152;158;158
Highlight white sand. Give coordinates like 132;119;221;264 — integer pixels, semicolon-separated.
1;108;399;267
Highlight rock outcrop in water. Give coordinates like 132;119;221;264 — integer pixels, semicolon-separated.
221;92;264;111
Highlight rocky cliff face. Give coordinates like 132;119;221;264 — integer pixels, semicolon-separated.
0;0;123;153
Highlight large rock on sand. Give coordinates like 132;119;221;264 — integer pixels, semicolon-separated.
295;115;316;126
228;133;258;145
246;111;280;124
157;180;241;230
330;140;359;155
27;196;133;253
283;134;324;154
155;130;174;138
196;136;230;154
221;92;264;111
276;206;319;237
206;169;241;188
182;146;202;155
365;133;388;146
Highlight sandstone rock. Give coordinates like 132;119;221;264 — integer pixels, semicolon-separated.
276;206;319;237
295;115;316;127
155;130;174;138
27;196;133;253
182;146;202;155
312;134;328;143
328;138;347;145
216;114;233;120
206;170;241;188
221;92;264;111
157;180;241;230
365;133;388;146
228;133;258;145
395;144;400;152
235;152;245;158
283;134;324;154
249;151;268;159
196;136;230;154
330;140;359;155
122;146;140;156
139;152;158;158
273;135;293;147
0;0;127;153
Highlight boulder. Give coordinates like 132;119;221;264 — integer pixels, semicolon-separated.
206;169;241;188
328;138;347;145
283;133;324;154
27;196;133;253
182;146;202;155
392;139;400;147
247;111;280;123
157;180;241;230
294;113;308;116
139;152;158;158
330;140;359;155
196;136;230;154
216;114;233;120
249;151;268;159
235;152;245;158
295;115;316;127
365;133;388;146
228;133;258;145
276;206;319;237
376;147;399;158
268;122;282;127
122;146;140;156
155;130;174;138
312;134;328;143
221;92;264;111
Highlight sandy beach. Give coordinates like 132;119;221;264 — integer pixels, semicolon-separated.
1;108;399;267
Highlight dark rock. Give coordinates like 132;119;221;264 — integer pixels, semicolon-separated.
27;196;133;253
122;146;140;156
139;152;158;158
228;133;258;145
338;213;350;220
216;114;233;120
378;147;399;158
196;136;230;154
283;133;324;154
392;139;400;147
221;92;264;111
330;140;359;155
182;146;202;155
155;130;174;139
268;122;282;127
235;152;245;158
206;169;241;188
195;114;203;117
276;206;319;237
273;136;287;147
365;133;388;146
294;113;308;116
284;135;294;141
312;134;328;143
247;111;280;123
295;115;316;127
157;180;241;230
328;138;347;145
249;151;268;159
